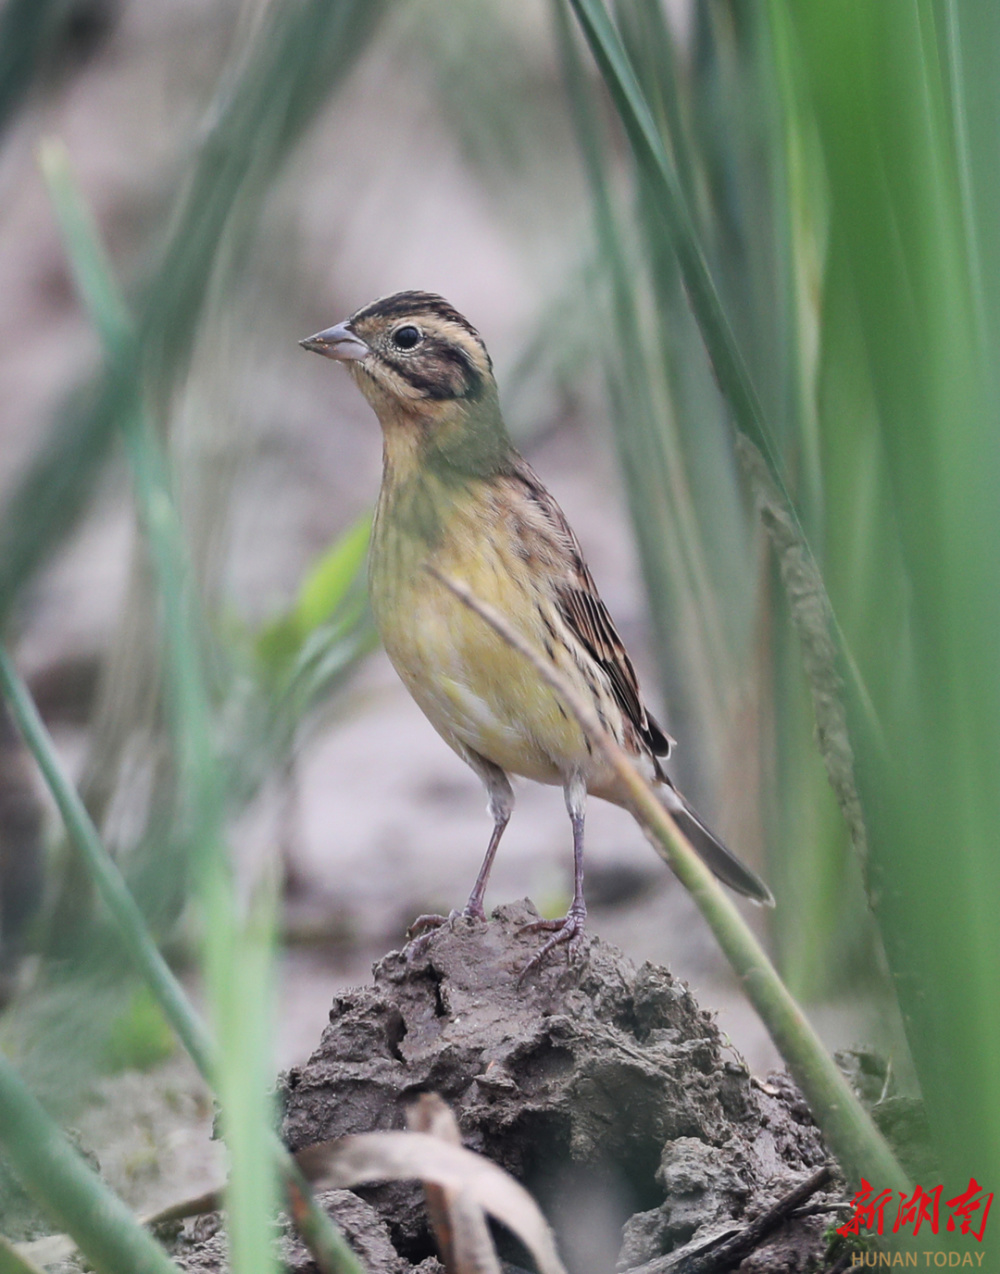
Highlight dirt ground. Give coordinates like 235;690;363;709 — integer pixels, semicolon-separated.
34;906;846;1274
276;903;839;1274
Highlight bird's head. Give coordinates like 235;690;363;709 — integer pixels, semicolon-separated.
301;291;509;480
302;291;498;408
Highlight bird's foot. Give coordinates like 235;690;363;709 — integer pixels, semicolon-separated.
408;899;486;937
406;904;486;960
407;911;456;939
518;901;587;980
405;911;454;961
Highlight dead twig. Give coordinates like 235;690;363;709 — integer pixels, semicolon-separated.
678;1164;833;1273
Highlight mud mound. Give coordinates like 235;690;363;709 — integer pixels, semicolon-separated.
273;900;837;1272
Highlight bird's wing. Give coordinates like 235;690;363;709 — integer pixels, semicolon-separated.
508;461;672;758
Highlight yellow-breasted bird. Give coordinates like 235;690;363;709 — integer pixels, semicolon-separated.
301;291;773;968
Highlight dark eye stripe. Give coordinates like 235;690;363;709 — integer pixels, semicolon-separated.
390;342;484;400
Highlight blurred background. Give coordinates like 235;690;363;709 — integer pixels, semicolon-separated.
1;0;998;1245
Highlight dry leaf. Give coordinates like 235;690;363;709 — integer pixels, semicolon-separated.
297;1130;566;1274
406;1094;500;1274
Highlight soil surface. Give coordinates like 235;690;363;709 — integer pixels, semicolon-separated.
166;901;843;1274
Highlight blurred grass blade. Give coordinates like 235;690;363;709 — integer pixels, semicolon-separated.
0;0;73;140
0;0;386;629
279;514;372;641
0;1234;47;1274
565;0;786;491
0;645;216;1076
39;140;222;874
139;0;386;384
0;1052;180;1274
256;511;373;681
0;353;135;632
941;0;989;354
38;138;131;352
36;146;366;1274
44;147;274;1274
202;860;280;1274
0;649;365;1274
559;0;887;997
783;0;1000;1189
564;0;882;761
250;509;376;770
554;2;750;749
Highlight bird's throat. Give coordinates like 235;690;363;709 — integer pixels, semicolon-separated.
375;396;514;539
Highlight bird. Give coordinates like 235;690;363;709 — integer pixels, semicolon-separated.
301;291;773;970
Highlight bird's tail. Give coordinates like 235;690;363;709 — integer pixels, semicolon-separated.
659;782;774;906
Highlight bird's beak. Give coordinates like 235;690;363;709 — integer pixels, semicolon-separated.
299;322;370;362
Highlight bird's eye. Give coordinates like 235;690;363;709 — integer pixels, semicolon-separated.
391;325;421;350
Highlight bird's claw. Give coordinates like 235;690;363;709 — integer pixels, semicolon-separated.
405;911;454;961
407;911;456;939
406;905;486;960
518;904;587;980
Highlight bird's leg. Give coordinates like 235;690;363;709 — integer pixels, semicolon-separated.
408;758;513;941
464;779;512;920
520;773;588;975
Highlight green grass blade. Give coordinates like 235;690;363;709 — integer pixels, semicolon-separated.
554;6;742;734
256;512;372;681
0;1053;180;1274
566;0;786;488
565;0;884;760
786;0;1000;1190
285;515;372;640
0;0;66;139
38;138;132;353
0;1233;48;1274
0;646;216;1077
0;649;365;1274
37;141;366;1274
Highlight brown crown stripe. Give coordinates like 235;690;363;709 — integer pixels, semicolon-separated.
350;291;484;344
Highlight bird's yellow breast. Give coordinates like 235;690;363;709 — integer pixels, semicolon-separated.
369;474;592;785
